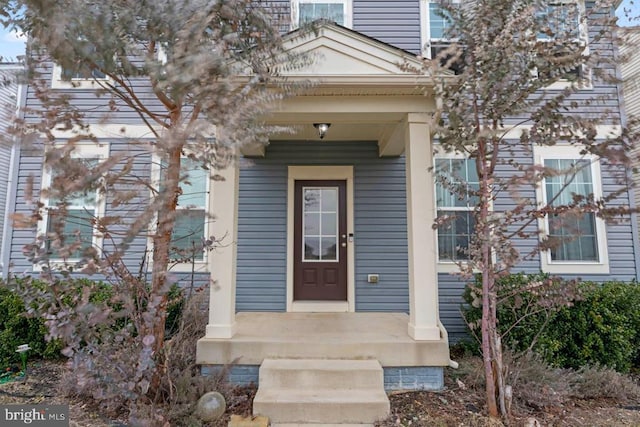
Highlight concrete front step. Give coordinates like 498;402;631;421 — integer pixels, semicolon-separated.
253;388;389;424
258;359;384;390
253;359;390;424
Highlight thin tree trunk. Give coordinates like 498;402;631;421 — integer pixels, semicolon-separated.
145;127;183;396
478;140;500;418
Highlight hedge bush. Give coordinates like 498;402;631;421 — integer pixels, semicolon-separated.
0;284;62;367
462;275;640;373
0;277;186;367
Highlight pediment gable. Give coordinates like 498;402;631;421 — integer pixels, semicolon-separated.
282;23;424;77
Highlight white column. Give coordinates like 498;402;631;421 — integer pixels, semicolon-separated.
405;113;441;341
205;161;239;339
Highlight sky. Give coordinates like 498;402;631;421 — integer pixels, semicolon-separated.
0;1;639;61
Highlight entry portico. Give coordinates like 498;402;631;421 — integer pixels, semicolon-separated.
197;22;451;371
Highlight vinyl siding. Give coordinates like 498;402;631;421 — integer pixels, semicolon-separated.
353;0;422;53
0;65;20;274
236;141;410;312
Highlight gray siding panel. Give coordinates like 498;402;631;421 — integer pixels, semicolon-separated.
235;141;410;313
353;0;422;53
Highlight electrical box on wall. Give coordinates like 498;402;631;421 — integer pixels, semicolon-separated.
367;274;379;284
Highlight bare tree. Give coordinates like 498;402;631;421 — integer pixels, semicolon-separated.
1;0;307;409
421;0;639;418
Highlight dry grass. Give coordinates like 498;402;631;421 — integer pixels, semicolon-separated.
448;352;640;414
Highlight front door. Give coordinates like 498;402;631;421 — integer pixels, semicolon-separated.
294;180;348;301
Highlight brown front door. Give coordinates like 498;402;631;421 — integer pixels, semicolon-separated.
294;180;348;301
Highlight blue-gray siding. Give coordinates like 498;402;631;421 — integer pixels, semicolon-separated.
201;364;446;391
235;140;638;340
236;141;410;313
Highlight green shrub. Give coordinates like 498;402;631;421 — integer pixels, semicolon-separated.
1;277;186;367
0;283;62;367
538;281;640;372
462;272;558;353
462;275;640;372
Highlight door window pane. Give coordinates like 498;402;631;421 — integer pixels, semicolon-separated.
302;186;339;261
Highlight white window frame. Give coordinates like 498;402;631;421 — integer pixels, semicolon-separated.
433;152;478;273
420;0;459;59
51;60;111;89
37;142;109;266
149;154;213;273
534;0;591;90
534;145;609;274
290;0;353;30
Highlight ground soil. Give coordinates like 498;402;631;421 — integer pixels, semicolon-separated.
1;360;639;426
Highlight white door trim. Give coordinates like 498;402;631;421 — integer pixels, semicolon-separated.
287;166;355;312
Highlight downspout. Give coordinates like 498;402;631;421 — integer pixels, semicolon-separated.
1;68;26;280
613;27;640;282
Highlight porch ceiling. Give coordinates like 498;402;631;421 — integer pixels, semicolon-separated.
241;21;441;157
252;95;436;157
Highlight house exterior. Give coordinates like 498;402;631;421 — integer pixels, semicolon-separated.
2;1;639;399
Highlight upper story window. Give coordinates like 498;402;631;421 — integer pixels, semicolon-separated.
51;41;109;89
534;145;608;274
291;0;353;29
420;1;465;74
38;144;108;262
537;2;581;41
535;1;589;87
428;2;452;41
435;157;479;264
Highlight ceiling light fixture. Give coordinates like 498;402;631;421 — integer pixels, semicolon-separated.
313;123;331;140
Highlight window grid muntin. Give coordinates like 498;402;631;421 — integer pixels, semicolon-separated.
302;186;339;262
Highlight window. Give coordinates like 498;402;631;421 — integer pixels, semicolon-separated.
51;41;109;89
153;156;210;267
428;2;452;40
170;158;208;262
291;0;353;28
537;2;580;41
420;1;465;74
534;1;589;87
39;144;108;262
435;157;479;263
534;145;608;274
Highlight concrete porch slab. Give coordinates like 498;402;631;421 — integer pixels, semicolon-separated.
196;312;451;367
